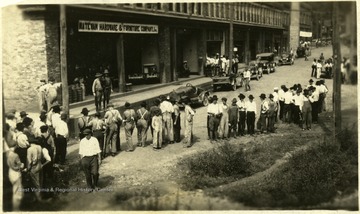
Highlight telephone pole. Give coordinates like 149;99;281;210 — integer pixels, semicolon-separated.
332;2;342;140
60;5;69;116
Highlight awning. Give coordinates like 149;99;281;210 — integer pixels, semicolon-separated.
300;31;313;37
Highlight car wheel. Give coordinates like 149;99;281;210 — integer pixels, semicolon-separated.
202;95;209;106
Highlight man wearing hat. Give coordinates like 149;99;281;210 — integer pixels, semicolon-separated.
78;108;91;140
245;95;256;135
92;72;103;111
278;85;286;121
136;101;150;147
258;94;269;133
88;112;106;158
283;86;293;123
104;102;122;156
272;87;280;122
236;93;246;136
19;111;28;123
228;98;239;138
54;113;69;165
307;79;315;89
79;129;102;192
182;98;195;148
267;94;277;133
45;77;62;112
207;95;221;142
102;69;113;109
159;95;175;144
123;102;136;152
35;79;48;112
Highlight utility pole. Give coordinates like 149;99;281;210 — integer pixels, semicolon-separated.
332;2;341;140
60;5;69;116
228;3;234;71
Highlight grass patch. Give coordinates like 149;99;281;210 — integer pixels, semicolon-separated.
178;136;309;190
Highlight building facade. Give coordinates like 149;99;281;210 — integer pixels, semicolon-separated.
2;3;295;111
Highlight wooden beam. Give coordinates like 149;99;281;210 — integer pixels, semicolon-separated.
116;34;126;93
60;5;69;115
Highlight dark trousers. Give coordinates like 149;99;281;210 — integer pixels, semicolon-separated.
103;88;111;108
173;114;181;142
283;104;290;123
93;130;104;156
259;113;267;132
81;155;99;189
279;100;284;120
207;115;211;139
311;101;319;122
311;66;317;77
54;135;67;164
267;111;276;132
246;112;255;134
293;105;301;125
209;116;220;140
289;103;296;123
237;111;246;135
95;91;103;111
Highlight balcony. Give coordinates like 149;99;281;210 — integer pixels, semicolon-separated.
76;3;289;29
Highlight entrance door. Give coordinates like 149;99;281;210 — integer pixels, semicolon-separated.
124;35;143;82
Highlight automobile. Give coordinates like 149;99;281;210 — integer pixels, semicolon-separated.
256;53;276;74
212;72;243;92
167;83;210;106
278;53;294;65
296;46;307;58
247;61;263;80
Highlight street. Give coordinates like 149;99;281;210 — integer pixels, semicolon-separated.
30;45;339;210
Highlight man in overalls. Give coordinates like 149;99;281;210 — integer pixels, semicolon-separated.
92;73;103;111
104;103;122;157
102;69;113;109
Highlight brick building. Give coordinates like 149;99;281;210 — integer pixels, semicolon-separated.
2;3;307;112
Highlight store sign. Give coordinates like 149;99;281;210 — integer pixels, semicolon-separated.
78;20;158;34
300;31;312;38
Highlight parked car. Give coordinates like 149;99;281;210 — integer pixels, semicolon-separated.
256;53;276;74
167;83;210;106
278;53;294;66
212;72;243;92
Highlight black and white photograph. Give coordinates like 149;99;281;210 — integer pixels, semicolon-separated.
1;0;358;212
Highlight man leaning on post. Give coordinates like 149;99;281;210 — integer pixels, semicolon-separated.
79;129;102;193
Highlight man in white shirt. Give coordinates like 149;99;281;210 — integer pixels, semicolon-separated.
293;89;304;126
236;93;246;136
272;87;280;122
79;129;102;192
309;86;319;123
319;79;329;111
54;113;69;165
316;60;322;79
207;95;221;142
243;69;251;91
104;103;123;157
259;93;269;133
245;95;257;135
159;95;174;144
283;87;293;123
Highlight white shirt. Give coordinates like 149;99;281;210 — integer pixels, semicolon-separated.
160;100;174;114
245;100;257;113
284;91;293;104
243;70;251;79
15;132;29;148
51;113;61;129
207;103;221;115
79;136;101;157
278;89;285;101
34;120;46;138
55;120;69;137
260;100;269;114
272;92;279;103
236;100;246;111
318;84;328;94
311;89;320;102
293;94;304;106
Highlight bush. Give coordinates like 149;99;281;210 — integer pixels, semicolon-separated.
178;142;250;190
226;143;357;208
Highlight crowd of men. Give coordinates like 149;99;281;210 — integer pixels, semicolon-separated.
206;78;329;141
3;104;69;210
